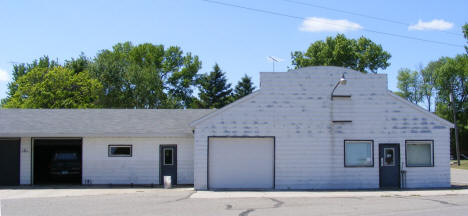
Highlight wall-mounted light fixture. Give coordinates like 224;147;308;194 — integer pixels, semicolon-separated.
331;73;347;100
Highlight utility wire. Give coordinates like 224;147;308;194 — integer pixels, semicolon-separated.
283;0;462;36
201;0;463;48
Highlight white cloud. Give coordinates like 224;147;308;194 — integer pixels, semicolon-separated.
299;17;363;33
408;19;453;31
0;68;10;82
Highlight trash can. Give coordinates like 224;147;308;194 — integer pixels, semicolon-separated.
164;176;172;189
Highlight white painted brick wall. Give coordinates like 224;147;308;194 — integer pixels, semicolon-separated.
82;137;194;185
194;66;450;190
20;137;31;185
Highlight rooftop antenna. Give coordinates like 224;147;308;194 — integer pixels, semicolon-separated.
8;61;20;65
267;56;283;72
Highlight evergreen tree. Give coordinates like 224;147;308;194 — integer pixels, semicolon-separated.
233;74;255;100
194;64;232;108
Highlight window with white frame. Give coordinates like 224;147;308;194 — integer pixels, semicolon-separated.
406;140;433;167
344;140;373;167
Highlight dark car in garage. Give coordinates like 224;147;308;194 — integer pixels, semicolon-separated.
49;152;81;180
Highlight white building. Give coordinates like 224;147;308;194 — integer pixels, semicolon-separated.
0;66;453;190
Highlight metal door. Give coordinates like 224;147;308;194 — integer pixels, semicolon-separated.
160;145;177;185
379;144;400;188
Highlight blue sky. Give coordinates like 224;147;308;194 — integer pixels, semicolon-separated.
0;0;466;100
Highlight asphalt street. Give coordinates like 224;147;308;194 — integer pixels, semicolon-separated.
2;189;468;216
2;168;468;216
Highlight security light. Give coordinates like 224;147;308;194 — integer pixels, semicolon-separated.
331;73;347;100
339;73;347;85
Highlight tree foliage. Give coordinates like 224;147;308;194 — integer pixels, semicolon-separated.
463;23;468;53
1;56;59;106
65;53;91;74
396;54;468;154
233;74;255;100
420;61;442;112
291;34;391;73
3;67;102;108
89;42;201;108
193;64;232;108
433;55;468;113
396;68;422;104
434;55;468;154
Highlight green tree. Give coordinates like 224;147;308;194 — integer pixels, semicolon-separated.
1;56;59;106
90;42;201;108
193;64;232;108
291;34;391;73
396;68;422;104
419;63;439;112
434;55;467;112
3;66;102;108
463;23;468;53
433;55;468;154
233;74;255;100
65;53;91;74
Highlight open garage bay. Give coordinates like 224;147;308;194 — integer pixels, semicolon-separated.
33;139;82;185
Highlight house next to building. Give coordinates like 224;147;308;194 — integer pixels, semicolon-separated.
0;66;453;190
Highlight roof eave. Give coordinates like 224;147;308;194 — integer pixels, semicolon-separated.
190;90;262;128
387;91;454;128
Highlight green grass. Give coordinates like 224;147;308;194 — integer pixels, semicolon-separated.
451;160;468;170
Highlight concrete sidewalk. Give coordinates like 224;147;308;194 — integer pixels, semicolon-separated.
0;187;193;200
191;189;468;199
452;168;468;185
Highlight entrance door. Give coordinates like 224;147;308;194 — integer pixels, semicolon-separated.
160;145;177;185
0;139;20;186
379;144;400;188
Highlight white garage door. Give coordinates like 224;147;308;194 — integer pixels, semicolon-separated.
208;137;274;189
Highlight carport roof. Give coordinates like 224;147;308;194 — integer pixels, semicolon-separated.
0;109;215;137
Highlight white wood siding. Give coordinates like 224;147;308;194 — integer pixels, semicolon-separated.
194;67;450;190
82;137;194;185
20;137;31;185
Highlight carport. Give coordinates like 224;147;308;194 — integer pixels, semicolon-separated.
33;138;82;185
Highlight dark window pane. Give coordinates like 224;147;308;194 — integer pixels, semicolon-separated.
164;149;173;165
384;148;394;166
54;153;78;161
110;146;131;156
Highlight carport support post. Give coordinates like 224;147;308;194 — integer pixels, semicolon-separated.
450;91;460;166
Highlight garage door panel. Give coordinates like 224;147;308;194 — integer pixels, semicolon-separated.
0;139;20;186
208;137;274;189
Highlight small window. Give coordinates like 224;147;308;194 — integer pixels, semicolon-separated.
345;140;373;167
163;148;173;165
108;145;132;157
406;140;433;167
